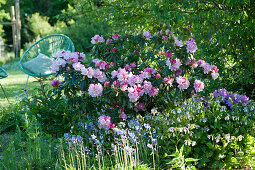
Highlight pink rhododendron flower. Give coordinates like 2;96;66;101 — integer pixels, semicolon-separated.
112;34;122;40
149;86;159;97
112;80;120;87
128;86;140;102
210;65;218;73
87;67;94;78
192;62;198;68
202;63;211;74
143;67;156;75
162;35;168;41
186;38;198;53
156;30;162;36
98;115;112;130
104;81;110;87
120;112;127;120
51;61;60;72
81;67;88;76
134;50;139;54
130;63;136;68
211;72;219;80
164;77;174;86
175;69;182;76
68;57;78;64
194;80;204;93
88;83;103;97
185;58;192;65
143;31;151;40
106;38;112;44
117;68;129;82
125;64;131;71
112;47;117;53
143;81;152;94
121;83;128;91
197;59;206;66
50;80;61;87
175;39;183;47
75;52;86;61
91;35;105;44
165;51;173;58
176;76;190;90
166;58;182;71
119;107;125;113
111;70;118;79
93;69;107;83
93;59;109;70
73;62;85;72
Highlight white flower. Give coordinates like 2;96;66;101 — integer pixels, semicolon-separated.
91;134;97;140
144;124;151;130
143;31;151;40
147;143;153;149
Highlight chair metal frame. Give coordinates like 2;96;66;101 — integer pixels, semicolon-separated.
0;67;9;103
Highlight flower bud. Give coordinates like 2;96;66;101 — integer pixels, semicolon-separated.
66;66;71;71
104;81;110;87
112;47;117;53
156;73;161;79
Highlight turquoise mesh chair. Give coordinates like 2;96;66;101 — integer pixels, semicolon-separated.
0;67;9;102
19;34;75;90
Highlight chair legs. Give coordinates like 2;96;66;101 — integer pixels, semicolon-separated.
24;75;30;97
0;83;9;103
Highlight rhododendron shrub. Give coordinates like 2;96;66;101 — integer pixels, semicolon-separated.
51;30;220;120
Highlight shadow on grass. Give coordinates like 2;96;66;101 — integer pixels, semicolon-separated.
0;70;51;106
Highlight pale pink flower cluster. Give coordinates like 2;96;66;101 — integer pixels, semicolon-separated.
98;115;115;130
166;58;182;71
175;39;183;47
91;35;105;44
51;50;86;73
110;67;158;102
52;52;107;83
88;83;103;97
194;80;204;93
143;31;151;40
92;59;110;70
197;60;219;80
185;38;198;53
164;77;174;86
176;76;190;90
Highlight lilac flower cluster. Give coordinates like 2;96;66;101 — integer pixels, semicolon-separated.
213;89;249;108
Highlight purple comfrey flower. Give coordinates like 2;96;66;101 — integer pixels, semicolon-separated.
213;89;249;108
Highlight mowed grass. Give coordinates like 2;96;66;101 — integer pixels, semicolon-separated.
0;70;42;106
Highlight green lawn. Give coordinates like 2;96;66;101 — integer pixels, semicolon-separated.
0;70;41;106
